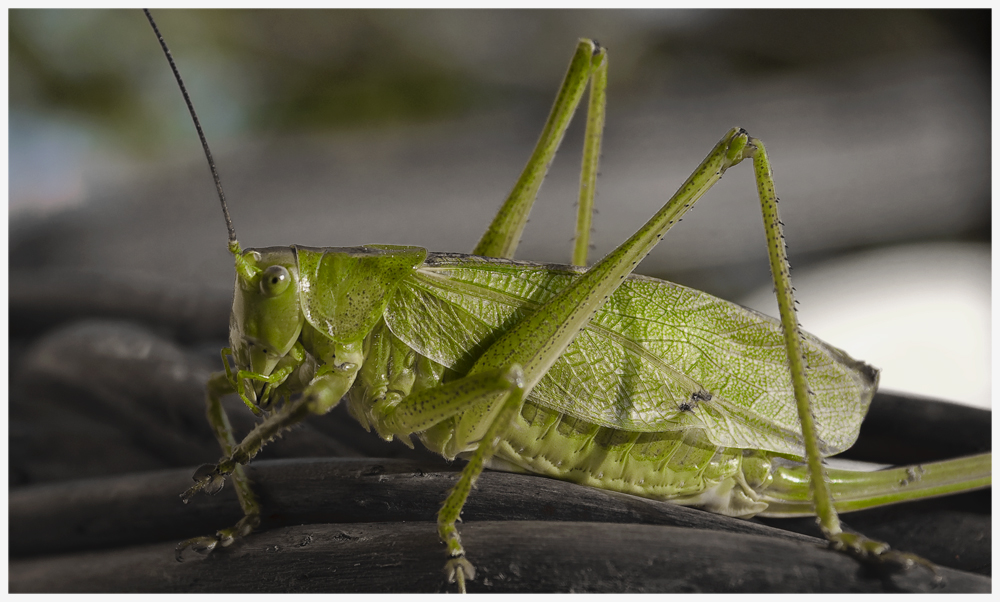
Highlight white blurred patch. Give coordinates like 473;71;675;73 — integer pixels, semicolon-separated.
738;243;990;409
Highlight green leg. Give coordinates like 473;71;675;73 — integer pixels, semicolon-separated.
751;142;936;576
180;353;361;503
445;132;753;568
393;127;759;591
234;365;294;415
458;37;931;587
380;366;525;436
176;371;261;560
373;364;528;594
438;377;526;593
470;128;753;394
573;45;607;267
233;341;306;414
751;141;839;529
474;39;607;261
760;452;992;516
432;125;935;589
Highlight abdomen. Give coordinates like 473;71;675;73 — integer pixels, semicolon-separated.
487;399;775;517
349;322;776;518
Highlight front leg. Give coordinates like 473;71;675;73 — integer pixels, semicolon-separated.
182;354;361;503
176;371;261;560
232;341;307;414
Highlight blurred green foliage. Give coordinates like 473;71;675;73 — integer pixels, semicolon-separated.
10;9;987;156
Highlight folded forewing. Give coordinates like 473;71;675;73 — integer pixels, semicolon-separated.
383;254;877;457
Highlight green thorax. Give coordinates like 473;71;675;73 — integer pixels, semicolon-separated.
293;245;427;345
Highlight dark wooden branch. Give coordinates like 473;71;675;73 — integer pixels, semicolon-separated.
11;521;990;593
10;458;820;557
9;459;990;593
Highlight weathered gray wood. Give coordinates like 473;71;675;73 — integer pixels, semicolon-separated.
9;458;820;558
9;457;991;592
9;521;990;593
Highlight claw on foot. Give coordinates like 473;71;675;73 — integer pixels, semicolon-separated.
180;463;228;503
175;535;218;562
445;556;476;593
217;514;261;548
176;515;259;562
829;532;942;589
829;531;889;558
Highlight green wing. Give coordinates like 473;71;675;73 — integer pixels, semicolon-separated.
383;253;878;458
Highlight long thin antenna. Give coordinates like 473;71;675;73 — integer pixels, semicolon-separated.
143;9;237;246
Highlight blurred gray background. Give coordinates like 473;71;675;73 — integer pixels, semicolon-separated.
10;9;990;406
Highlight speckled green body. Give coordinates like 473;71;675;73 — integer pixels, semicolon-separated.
351;328;778;517
342;252;876;518
483;403;774;518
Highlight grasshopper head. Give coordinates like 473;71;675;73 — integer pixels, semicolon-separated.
229;247;305;404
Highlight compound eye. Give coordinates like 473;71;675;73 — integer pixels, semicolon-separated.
259;265;291;297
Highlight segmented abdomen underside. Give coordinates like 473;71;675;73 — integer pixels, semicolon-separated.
348;317;775;518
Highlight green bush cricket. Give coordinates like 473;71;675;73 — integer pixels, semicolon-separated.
143;10;990;593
